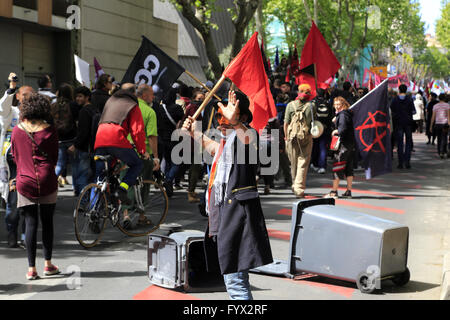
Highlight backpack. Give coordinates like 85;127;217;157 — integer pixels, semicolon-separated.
314;96;331;129
51;99;75;136
287;100;313;141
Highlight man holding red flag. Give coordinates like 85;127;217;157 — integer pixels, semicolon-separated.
182;90;273;300
181;32;276;300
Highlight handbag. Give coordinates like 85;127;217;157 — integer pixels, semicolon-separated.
330;135;341;151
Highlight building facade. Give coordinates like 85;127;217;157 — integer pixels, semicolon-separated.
0;0;179;89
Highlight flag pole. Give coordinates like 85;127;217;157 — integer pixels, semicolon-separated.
192;75;227;121
184;70;222;101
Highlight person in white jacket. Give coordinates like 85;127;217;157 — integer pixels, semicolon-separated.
0;72;34;247
413;93;425;133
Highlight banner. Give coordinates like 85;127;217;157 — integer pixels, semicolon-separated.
122;36;185;92
351;80;392;179
74;55;90;87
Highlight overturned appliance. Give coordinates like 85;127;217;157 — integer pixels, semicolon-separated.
148;231;226;293
251;199;410;294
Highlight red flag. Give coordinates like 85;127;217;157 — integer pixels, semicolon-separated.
300;21;341;83
369;74;375;91
291;45;301;78
223;32;278;133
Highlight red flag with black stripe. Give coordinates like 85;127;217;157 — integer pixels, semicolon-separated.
223;32;278;133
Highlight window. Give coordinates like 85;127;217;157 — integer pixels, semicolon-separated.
53;0;77;17
13;0;37;10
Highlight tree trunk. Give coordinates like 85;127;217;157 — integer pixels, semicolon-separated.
313;0;318;24
231;0;259;58
255;0;264;46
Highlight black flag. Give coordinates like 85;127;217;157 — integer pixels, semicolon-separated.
351;80;392;179
122;36;185;92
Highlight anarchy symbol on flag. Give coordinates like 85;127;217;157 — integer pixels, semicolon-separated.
355;110;390;153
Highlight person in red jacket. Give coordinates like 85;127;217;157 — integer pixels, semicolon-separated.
94;84;150;204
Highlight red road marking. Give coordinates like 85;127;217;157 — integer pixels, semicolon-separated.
133;285;201;300
284;278;355;298
353;176;422;189
321;185;415;200
267;229;290;241
335;200;405;215
277;208;293;216
278;198;405;215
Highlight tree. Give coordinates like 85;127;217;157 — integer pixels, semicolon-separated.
417;47;450;79
436;0;450;49
170;0;258;79
264;0;426;75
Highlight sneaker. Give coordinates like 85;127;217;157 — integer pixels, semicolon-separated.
174;183;183;191
342;190;352;199
43;265;61;277
310;164;319;172
264;186;271;195
116;187;131;205
18;240;26;250
58;176;65;188
440;154;445;159
318;168;326;174
324;191;338;200
26;271;39;281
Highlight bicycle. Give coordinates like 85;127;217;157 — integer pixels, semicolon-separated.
74;155;169;249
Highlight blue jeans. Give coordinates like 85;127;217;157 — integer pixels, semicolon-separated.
435;124;449;155
72;150;92;196
312;134;331;169
5;190;25;241
395;126;413;166
95;147;143;188
223;271;253;300
55;141;75;177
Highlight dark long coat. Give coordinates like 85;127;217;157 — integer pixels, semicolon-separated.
204;132;274;275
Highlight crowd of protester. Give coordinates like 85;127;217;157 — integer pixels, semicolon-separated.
0;68;449;287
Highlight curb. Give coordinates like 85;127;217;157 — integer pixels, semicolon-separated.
441;253;450;300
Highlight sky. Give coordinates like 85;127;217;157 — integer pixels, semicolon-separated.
419;0;443;35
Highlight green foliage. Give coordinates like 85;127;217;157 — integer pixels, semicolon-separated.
264;0;426;71
436;1;450;49
417;46;450;78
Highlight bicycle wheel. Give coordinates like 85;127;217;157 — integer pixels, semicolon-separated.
74;184;109;248
116;180;168;237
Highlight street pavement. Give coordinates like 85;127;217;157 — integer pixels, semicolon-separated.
0;133;449;300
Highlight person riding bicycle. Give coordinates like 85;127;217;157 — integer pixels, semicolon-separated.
94;83;150;205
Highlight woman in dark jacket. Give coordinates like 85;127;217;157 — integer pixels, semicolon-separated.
11;93;60;281
325;96;356;199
